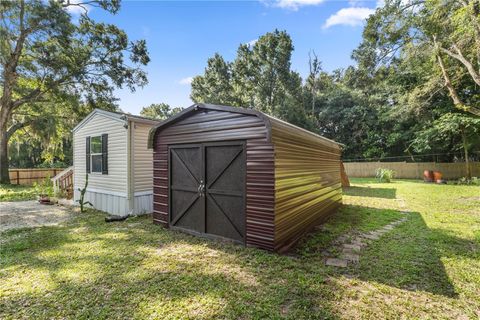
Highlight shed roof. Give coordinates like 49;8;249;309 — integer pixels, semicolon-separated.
147;103;342;150
73;108;159;133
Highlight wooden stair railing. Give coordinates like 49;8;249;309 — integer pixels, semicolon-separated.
52;166;74;199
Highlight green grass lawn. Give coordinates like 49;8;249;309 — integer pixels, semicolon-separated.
1;179;479;319
0;184;37;201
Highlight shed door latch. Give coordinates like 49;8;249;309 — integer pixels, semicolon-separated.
198;180;205;197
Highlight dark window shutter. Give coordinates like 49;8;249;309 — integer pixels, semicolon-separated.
102;133;108;174
86;136;91;173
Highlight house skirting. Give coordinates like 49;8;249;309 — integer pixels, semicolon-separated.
73;188;153;216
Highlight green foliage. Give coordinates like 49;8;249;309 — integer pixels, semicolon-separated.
33;176;54;197
412;113;480;153
0;0;150;182
139;103;182;120
35;161;69;169
1;180;479;318
76;174;92;212
357;0;480;116
4;1;480;170
8;99;113;168
189;26;480;161
54;188;69;199
0;184;36;201
376;168;396;182
191;53;235;105
453;177;480;186
191;30;311;128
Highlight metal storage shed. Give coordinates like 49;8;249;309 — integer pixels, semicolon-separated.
148;103;342;251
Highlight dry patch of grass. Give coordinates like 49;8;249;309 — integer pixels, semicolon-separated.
1;180;479;319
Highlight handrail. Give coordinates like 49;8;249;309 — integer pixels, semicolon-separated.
52;166;74;199
51;166;74;182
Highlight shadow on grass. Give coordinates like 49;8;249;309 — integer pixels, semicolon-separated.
0;211;340;319
296;204;472;298
2;204;477;318
343;186;396;199
354;211;463;298
296;204;404;256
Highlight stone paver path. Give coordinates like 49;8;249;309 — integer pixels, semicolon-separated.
0;200;75;232
325;212;409;268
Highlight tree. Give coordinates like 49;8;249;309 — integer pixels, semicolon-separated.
190;53;235;105
359;0;480;116
306;50;322;116
248;29;297;114
8;97;106;168
231;44;256;107
412;113;480;178
0;0;149;183
191;29;307;126
140;103;182;120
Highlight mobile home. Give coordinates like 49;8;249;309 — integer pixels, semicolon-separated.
73;109;159;216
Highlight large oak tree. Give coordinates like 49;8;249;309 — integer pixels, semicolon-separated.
0;0;149;183
359;0;480;117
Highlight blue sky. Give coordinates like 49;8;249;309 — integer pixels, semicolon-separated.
86;0;379;114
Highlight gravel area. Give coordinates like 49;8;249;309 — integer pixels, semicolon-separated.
0;200;75;232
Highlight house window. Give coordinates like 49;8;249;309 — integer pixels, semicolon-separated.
90;136;103;173
86;134;108;174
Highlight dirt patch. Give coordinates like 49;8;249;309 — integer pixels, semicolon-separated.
0;200;76;232
457;196;480;203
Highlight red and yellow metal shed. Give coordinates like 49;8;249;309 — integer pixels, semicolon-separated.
148;103;342;251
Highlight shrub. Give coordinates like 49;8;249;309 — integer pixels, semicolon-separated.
33;176;54;196
453;177;480;186
36;161;70;168
376;168;395;183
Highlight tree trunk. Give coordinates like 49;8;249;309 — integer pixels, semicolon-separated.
0;126;10;184
461;129;471;179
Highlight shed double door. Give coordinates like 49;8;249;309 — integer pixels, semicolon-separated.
169;141;246;242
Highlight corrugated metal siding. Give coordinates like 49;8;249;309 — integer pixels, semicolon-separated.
152;109;275;250
270;119;342;251
132;122;155;193
152;143;168;225
73;189;129;216
246;139;275;250
73;113;127;196
133;193;153;214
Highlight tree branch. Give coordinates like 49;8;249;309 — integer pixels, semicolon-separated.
434;37;480;117
11;88;43;109
439;44;480;86
6;119;34;140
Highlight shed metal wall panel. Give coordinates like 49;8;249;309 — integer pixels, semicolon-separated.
73;113;127;195
150;104;342;252
270;119;342;251
245;139;275;249
152;109;275;249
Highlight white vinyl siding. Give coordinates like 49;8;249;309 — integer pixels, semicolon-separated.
132;122;154;193
74;113;127;195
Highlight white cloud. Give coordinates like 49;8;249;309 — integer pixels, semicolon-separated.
179;77;193;85
64;0;91;15
246;39;258;47
348;0;365;7
270;0;326;10
322;7;375;29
